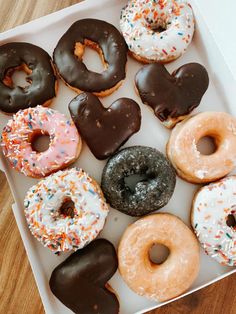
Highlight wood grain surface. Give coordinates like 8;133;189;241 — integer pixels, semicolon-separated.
0;1;235;314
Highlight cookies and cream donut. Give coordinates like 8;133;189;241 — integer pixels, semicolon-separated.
166;112;236;183
120;0;194;63
1;106;81;178
191;176;236;266
24;168;109;253
53;19;127;97
118;213;200;302
0;42;57;114
101;146;176;216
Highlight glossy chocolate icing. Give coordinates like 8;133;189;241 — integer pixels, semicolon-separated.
53;19;127;93
0;42;57;113
135;63;209;122
69;92;141;160
49;239;119;314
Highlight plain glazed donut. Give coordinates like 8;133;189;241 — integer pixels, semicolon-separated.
24;168;109;253
120;0;194;63
1;106;81;178
53;19;127;97
191;176;236;266
0;42;57;114
118;213;200;302
166;112;236;183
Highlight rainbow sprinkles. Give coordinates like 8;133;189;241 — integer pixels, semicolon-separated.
24;168;109;253
1;105;81;178
192;176;236;267
120;0;194;62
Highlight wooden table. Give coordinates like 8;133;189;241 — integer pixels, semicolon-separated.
0;1;235;313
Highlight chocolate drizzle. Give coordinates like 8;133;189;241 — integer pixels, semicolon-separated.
0;42;57;113
49;239;119;314
69;92;141;160
135;63;209;123
53;19;127;93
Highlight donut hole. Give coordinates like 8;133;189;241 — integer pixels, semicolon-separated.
60;198;75;218
146;16;167;33
124;172;155;193
149;243;170;265
31;132;50;153
74;39;107;74
196;136;217;155
3;64;32;89
226;214;236;228
151;24;167;33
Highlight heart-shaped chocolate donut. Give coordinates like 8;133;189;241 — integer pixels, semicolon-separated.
49;239;119;314
69;92;141;160
135;63;209;128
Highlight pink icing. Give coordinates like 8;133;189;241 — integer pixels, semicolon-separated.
1;106;81;177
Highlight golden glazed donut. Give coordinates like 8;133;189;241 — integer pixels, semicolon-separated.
118;214;200;302
166;112;236;183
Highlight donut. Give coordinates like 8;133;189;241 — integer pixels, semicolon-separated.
0;42;57;114
53;19;127;97
118;213;200;302
120;0;194;63
166;112;236;183
135;63;209;128
1;106;81;178
191;176;236;267
101;146;176;216
24;168;109;253
69;92;141;160
50;239;119;314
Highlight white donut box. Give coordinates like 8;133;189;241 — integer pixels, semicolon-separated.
0;1;235;313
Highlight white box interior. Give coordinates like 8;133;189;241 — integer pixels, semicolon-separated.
0;1;235;313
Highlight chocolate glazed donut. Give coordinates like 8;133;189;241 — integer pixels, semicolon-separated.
53;19;127;96
101;146;176;216
49;239;119;314
0;42;57;114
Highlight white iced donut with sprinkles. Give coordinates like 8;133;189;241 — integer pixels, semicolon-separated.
24;168;109;253
1;105;81;178
191;176;236;266
120;0;194;63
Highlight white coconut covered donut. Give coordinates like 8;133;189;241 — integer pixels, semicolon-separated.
24;168;109;253
120;0;194;63
191;176;236;267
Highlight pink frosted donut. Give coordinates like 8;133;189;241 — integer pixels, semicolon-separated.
1;106;81;178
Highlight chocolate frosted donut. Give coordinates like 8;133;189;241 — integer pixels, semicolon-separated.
101;146;176;216
0;42;57;114
69;92;141;160
53;19;127;97
50;239;119;314
135;63;209;128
